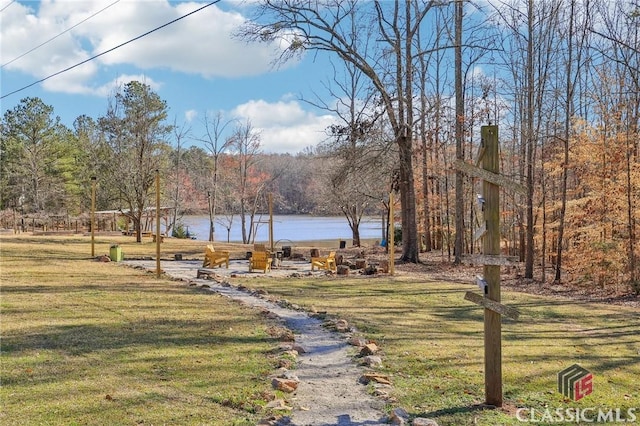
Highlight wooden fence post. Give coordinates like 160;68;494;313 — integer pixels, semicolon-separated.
482;125;502;407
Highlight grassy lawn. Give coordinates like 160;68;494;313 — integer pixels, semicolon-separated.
234;271;640;425
1;233;639;425
0;234;280;425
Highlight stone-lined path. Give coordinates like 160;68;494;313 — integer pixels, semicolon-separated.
124;260;388;426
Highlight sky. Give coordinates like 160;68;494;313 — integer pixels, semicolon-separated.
0;0;341;154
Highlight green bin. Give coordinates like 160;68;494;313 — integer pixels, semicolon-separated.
109;245;123;262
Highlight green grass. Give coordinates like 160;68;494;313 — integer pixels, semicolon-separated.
1;234;639;426
233;275;640;425
0;234;280;425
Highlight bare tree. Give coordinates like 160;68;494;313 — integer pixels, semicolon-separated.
237;0;442;262
493;0;562;278
167;118;191;237
228;120;266;244
196;111;234;241
310;58;390;246
453;0;465;263
592;0;640;291
555;0;592;283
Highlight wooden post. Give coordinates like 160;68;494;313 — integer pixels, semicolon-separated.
389;191;395;275
269;192;274;253
482;125;502;407
91;176;97;257
155;170;161;278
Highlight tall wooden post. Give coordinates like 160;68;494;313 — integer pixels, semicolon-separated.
91;176;97;257
389;191;395;275
155;170;161;278
482;125;502;406
269;193;274;253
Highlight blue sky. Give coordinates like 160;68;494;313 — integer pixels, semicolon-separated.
0;0;340;153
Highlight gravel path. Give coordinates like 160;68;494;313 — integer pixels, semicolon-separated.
124;260;388;426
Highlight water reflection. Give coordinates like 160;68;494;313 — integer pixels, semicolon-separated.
181;215;384;243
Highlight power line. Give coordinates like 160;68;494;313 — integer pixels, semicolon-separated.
1;0;219;100
0;1;15;13
2;0;121;69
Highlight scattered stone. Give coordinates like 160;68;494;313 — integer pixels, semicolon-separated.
348;336;368;347
196;269;212;279
278;343;293;351
359;342;379;356
364;265;378;275
360;355;383;367
337;265;350;275
265;399;292;411
277;358;293;369
267;326;295;342
282;350;299;358
291;344;306;354
310;311;327;319
372;386;390;398
281;370;299;381
335;319;350;332
97;255;111;262
256;415;280;425
379;259;389;273
412;418;439;426
272;377;299;393
389;407;409;425
359;372;392;385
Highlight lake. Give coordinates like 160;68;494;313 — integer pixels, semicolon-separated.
181;215;385;243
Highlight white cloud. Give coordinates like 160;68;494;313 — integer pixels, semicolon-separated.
230;98;337;154
1;0;294;96
184;109;198;123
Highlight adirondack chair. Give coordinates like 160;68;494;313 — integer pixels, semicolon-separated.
202;245;229;268
249;250;272;273
253;243;269;254
311;251;337;271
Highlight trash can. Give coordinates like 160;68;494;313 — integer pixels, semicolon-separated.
109;245;123;262
339;240;346;249
283;246;292;258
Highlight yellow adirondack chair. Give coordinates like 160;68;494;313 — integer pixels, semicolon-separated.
249;251;272;273
311;251;337;271
203;245;229;268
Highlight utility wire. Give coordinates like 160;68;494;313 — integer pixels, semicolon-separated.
1;1;15;13
2;0;121;69
1;0;219;100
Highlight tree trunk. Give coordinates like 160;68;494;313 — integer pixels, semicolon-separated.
524;0;535;279
454;0;464;265
398;134;419;263
555;0;576;282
